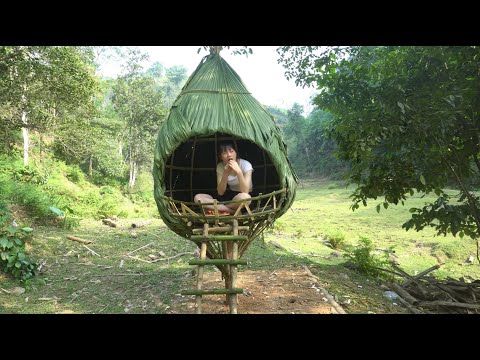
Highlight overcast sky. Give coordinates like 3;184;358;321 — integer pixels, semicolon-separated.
98;46;317;114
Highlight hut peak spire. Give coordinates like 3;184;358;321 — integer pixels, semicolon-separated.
209;46;223;55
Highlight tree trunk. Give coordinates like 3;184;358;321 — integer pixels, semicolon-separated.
21;90;29;166
129;155;137;189
89;155;93;176
304;144;311;165
22;115;29;166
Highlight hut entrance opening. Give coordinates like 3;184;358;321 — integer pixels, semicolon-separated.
164;132;282;215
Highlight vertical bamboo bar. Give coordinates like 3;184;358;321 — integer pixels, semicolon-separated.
195;223;209;314
169;150;175;198
213;199;219;227
229;219;239;314
262;149;267;198
190;137;196;203
214;133;218;170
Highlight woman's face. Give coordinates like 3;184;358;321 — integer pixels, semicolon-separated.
219;146;237;164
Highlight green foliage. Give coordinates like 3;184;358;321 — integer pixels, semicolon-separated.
281;104;349;179
343;237;394;280
9;183;56;220
0;46;98;146
13;165;50;185
113;48;168;189
0;206;38;281
266;105;288;126
129;172;154;203
277;46;480;243
404;193;479;239
324;229;346;249
66;165;85;184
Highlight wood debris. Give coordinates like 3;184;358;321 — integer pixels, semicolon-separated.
381;264;480;314
102;218;118;227
131;219;152;228
67;235;92;244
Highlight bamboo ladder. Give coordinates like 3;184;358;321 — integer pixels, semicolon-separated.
181;218;249;314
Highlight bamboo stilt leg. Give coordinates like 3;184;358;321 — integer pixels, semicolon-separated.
229;220;239;314
195;223;209;314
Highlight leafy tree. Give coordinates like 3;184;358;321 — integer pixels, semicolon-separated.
277;46;480;260
282;103;310;173
112;48;167;189
0;46;98;165
265;105;288;126
304;108;349;178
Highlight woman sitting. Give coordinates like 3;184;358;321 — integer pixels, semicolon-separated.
194;141;253;215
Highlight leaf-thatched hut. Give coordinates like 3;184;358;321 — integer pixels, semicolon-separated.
152;49;297;312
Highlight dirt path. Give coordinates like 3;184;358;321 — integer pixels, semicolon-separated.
172;267;342;314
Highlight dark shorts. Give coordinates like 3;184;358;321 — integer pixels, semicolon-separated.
218;189;240;202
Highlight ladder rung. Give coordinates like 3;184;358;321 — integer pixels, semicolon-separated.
192;225;250;234
189;259;247;265
190;235;248;242
181;288;244;296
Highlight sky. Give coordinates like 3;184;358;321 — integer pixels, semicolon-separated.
97;46;317;114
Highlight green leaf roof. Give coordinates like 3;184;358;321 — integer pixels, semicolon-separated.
153;53;297;234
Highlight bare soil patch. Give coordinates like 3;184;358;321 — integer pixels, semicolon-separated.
172;266;340;314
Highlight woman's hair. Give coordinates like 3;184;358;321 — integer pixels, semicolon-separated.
217;141;238;157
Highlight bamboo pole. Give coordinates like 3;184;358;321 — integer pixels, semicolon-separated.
182;288;244;296
229;220;239;314
190;235;248;242
195;223;208;314
192;225;249;234
189;259;248;265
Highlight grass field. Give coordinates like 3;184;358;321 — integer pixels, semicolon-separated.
1;180;478;314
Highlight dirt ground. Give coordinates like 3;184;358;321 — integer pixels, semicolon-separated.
171;266;342;314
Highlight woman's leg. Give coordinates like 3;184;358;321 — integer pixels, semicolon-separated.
194;193;232;213
225;192;251;213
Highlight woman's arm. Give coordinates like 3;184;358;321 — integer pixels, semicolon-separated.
237;170;252;193
229;160;252;193
217;168;229;195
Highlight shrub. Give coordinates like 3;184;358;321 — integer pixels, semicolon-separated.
66;165;85;184
0;206;38;281
343;236;394;280
9;183;55;220
324;229;346;249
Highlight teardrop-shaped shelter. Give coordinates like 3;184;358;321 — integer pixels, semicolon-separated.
153;53;297;259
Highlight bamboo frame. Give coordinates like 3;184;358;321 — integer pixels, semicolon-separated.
165;164;276;171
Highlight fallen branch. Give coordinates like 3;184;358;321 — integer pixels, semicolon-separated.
127;252;193;264
67;235;92;244
126;242;154;256
269;240;286;250
102;218;118;227
401;264;441;287
394;294;424;314
91;273;144;277
127;255;153;263
417;300;480;310
131;219;153;228
150;252;192;263
82;245;100;257
389;282;418;305
302;265;346;314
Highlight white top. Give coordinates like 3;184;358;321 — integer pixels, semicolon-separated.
216;158;253;192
